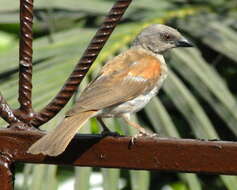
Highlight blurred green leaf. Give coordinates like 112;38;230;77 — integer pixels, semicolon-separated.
171;182;188;190
1;1;237;190
164;70;218;138
171;48;237;135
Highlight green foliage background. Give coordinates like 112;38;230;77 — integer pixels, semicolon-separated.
0;0;237;189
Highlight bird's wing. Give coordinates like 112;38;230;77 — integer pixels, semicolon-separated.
67;48;162;115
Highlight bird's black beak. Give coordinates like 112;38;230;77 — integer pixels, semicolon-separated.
175;38;193;48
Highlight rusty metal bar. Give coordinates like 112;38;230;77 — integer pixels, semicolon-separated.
31;0;133;127
1;128;237;175
17;0;34;123
0;153;14;190
0;93;20;124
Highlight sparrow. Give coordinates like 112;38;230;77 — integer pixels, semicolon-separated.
27;24;193;156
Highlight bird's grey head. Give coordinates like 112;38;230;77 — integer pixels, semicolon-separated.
133;24;193;54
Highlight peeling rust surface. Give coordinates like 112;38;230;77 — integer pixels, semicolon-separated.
31;0;133;127
1;128;237;175
17;0;34;123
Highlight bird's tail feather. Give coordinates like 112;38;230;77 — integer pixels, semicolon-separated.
27;110;97;156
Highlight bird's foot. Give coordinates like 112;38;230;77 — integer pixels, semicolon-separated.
131;130;158;144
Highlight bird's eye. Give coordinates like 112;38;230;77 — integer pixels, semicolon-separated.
162;33;172;41
161;33;173;41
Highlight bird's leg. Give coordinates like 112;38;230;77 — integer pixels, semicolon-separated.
97;117;111;132
96;117;120;137
122;115;157;144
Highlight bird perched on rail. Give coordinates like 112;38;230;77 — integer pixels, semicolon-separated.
27;24;193;156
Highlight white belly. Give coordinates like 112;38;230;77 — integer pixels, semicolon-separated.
108;85;160;115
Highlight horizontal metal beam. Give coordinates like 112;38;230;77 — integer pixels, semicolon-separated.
1;128;237;175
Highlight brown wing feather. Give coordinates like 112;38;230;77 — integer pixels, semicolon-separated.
67;48;161;116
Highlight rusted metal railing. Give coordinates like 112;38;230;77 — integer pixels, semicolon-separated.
0;0;237;189
1;129;237;175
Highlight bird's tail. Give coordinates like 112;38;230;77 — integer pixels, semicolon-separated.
27;110;97;156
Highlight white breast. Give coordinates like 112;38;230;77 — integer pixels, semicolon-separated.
100;54;168;118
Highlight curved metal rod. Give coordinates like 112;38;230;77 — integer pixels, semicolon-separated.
0;93;20;125
17;0;34;123
31;0;133;127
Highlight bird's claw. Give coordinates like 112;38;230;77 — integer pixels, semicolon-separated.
131;131;158;144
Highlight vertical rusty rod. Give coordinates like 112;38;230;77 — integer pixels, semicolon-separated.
17;0;34;123
32;0;133;127
0;154;14;190
0;93;20;124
